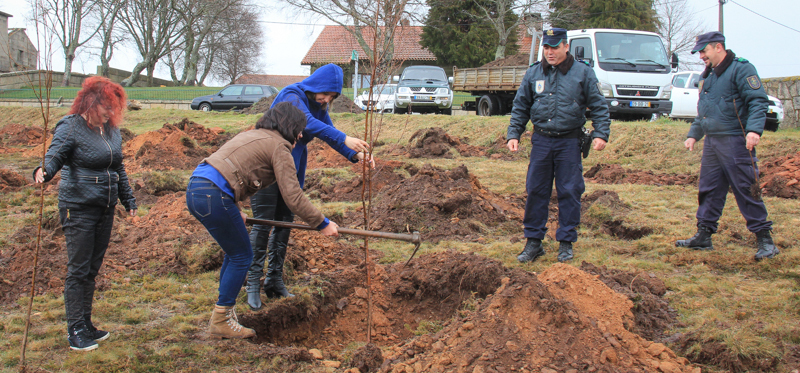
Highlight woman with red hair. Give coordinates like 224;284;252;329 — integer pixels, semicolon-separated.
33;76;137;351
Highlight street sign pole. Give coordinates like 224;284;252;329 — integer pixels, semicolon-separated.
352;50;359;101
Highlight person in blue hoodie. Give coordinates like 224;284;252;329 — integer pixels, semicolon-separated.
245;63;373;309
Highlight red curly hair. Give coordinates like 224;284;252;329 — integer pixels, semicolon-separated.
69;76;127;127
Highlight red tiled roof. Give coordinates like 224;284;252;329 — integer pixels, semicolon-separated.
301;25;436;65
235;74;307;87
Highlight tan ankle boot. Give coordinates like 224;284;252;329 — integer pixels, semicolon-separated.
208;305;256;339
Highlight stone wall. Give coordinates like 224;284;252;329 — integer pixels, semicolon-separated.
0;13;10;72
0;70;89;89
763;76;799;129
100;66;174;87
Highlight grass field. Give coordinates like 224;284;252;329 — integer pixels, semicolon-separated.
1;107;799;372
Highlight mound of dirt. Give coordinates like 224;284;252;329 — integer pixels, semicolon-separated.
0;123;46;147
584;164;698;186
244;249;695;372
759;151;800;198
305;138;358;170
242;95;277;115
123;119;228;173
342;163;523;243
481;53;531;68
330;95;364;114
305;160;410;202
0;168;28;191
579;262;679;343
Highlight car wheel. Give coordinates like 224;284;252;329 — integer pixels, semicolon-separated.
440;108;452;115
394;104;407;114
199;103;212;112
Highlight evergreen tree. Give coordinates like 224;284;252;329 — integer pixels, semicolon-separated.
550;0;658;32
420;0;519;68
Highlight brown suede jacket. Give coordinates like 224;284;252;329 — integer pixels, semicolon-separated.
204;128;325;228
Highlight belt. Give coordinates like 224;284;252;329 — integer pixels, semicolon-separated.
533;126;582;138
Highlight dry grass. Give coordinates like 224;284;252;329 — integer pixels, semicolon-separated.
1;108;799;372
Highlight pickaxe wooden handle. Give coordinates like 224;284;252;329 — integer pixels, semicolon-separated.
245;218;422;265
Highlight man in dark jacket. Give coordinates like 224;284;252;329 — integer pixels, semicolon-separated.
507;28;611;264
676;31;778;260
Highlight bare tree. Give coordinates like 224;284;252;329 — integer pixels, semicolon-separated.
655;0;706;71
471;0;549;60
118;0;182;86
279;0;424;75
166;0;241;86
210;4;264;84
93;0;127;77
32;0;103;86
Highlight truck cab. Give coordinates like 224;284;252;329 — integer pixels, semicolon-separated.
557;28;678;120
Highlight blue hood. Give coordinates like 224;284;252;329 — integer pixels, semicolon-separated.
297;63;343;95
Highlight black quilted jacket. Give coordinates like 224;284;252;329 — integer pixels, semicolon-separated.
35;114;137;210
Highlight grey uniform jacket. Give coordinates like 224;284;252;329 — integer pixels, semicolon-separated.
508;55;610;142
688;51;769;140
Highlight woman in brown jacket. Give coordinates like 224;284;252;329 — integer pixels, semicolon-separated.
185;102;339;339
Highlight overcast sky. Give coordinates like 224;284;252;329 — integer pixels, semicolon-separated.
2;0;798;85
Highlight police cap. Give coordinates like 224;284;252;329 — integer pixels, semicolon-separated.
542;28;567;47
691;31;725;54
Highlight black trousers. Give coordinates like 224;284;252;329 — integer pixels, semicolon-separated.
59;202;115;331
247;183;294;284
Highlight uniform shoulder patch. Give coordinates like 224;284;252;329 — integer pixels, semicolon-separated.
530;61;541;67
579;60;590;66
746;75;761;89
737;57;749;63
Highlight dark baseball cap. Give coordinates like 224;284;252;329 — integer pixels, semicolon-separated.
542;28;567;47
691;31;725;54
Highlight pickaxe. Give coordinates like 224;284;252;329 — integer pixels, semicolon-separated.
245;218;422;266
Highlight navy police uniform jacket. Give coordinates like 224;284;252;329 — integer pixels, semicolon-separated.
508;54;610;142
688;51;769;140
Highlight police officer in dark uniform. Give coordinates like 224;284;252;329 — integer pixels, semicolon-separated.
507;28;611;263
676;31;779;260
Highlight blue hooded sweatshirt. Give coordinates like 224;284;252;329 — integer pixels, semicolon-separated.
270;63;357;188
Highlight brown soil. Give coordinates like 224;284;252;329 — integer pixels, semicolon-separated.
339;163;524;243
242;249;693;372
481;54;531;68
0;168;28;191
122;118;229;173
759;150;800;198
581;190;654;240
0;123;46;146
241;95;277;115
330;95;364;114
584;164;698;186
305;160;410;203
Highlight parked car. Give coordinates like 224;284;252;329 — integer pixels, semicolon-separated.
670;71;783;131
354;84;397;113
393;66;453;115
191;84;279;111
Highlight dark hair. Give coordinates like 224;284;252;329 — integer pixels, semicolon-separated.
69;76;127;127
304;91;338;111
255;102;307;144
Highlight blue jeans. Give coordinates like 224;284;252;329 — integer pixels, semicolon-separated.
523;133;585;242
185;177;252;306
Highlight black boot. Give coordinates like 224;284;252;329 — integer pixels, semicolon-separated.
557;241;574;262
517;238;546;263
262;226;295;298
245;279;262;311
68;322;98;351
675;226;714;250
84;315;110;342
754;230;779;260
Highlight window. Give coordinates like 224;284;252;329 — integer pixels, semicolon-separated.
570;38;593;60
596;32;669;65
244;86;264;95
688;74;700;89
219;86;243;96
672;74;689;88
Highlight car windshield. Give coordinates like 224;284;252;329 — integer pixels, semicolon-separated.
362;86;395;96
595;32;669;66
402;68;446;81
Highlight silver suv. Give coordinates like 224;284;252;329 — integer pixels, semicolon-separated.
393;66;453;115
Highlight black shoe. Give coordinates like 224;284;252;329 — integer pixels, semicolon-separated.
517;238;546;263
557;241;574;262
68;327;98;351
263;276;295;299
246;284;263;310
675;226;714;250
85;316;110;341
754;230;779;260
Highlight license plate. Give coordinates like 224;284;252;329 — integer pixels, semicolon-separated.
414;95;432;100
629;101;651;108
